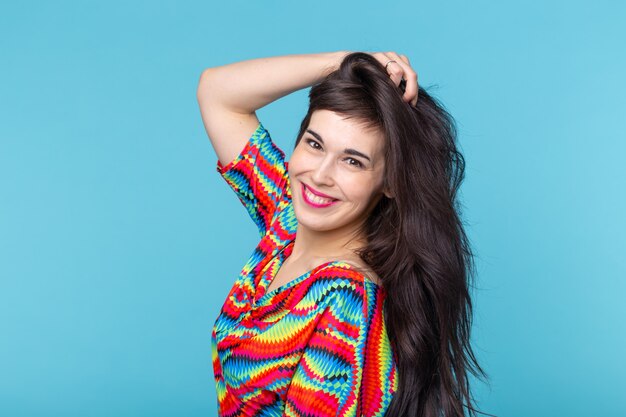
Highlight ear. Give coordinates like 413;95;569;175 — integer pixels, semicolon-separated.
383;187;395;199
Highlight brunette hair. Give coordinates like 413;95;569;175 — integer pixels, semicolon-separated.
293;52;491;417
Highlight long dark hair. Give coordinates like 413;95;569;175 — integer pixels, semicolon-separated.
293;52;491;417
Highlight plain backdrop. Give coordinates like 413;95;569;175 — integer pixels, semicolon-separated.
1;1;625;416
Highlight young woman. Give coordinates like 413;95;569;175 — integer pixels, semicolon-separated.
197;51;488;417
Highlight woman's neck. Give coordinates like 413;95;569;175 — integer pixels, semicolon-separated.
288;222;366;265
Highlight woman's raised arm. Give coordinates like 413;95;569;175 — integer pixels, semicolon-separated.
196;51;349;167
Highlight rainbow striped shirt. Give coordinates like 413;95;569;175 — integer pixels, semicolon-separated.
212;122;398;417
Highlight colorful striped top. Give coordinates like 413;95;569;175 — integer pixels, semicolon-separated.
212;122;398;417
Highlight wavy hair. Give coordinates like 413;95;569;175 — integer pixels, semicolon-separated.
293;52;491;417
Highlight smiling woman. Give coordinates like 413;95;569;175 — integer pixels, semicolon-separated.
197;51;490;417
289;109;389;237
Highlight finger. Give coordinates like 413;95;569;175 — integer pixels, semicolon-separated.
399;55;417;104
386;52;418;104
389;53;419;106
373;52;404;83
381;53;404;86
372;52;418;105
385;52;404;87
372;52;393;69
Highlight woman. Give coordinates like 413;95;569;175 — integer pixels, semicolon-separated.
197;51;488;417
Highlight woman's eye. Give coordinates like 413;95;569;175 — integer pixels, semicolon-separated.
306;139;321;149
304;139;362;168
346;158;363;168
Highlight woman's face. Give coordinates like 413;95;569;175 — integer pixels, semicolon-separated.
288;109;390;234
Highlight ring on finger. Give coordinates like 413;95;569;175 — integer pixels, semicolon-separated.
384;60;397;71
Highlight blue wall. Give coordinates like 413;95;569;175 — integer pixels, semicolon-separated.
1;1;624;416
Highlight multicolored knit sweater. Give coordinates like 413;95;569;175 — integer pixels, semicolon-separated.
212;122;398;417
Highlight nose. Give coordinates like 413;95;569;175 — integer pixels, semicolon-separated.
311;156;335;186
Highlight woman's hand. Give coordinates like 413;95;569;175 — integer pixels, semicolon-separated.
368;51;419;107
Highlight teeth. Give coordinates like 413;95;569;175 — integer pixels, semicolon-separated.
305;186;335;205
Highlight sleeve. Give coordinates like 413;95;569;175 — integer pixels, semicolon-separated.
282;278;368;417
216;122;289;237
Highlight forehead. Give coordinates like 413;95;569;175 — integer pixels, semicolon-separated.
308;110;385;157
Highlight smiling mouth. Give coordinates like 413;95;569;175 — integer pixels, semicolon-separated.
301;184;339;208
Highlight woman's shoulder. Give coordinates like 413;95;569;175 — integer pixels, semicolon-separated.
309;260;383;321
316;258;383;287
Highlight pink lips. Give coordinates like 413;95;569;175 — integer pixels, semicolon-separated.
301;183;338;208
305;184;335;199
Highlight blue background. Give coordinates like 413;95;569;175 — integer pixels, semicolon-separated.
1;1;624;416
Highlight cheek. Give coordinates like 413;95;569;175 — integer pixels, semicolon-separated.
288;149;315;174
342;176;381;204
287;151;302;175
289;145;304;163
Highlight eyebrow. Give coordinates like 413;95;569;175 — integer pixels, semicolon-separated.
306;129;372;162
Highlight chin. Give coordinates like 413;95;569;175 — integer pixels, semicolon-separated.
296;210;363;235
294;213;337;232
